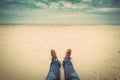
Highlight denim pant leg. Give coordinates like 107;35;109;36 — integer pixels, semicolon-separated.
63;60;80;80
46;60;61;80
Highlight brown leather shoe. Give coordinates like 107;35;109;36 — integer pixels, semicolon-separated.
64;49;72;60
51;50;58;61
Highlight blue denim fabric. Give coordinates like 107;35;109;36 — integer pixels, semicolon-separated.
46;60;80;80
46;60;61;80
63;60;80;80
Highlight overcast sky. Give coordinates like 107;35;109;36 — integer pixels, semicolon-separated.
0;0;120;24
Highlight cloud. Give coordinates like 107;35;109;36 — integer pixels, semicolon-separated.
0;0;120;15
98;8;120;12
0;0;120;11
82;0;92;2
49;2;60;9
36;2;48;8
0;0;120;24
65;0;82;4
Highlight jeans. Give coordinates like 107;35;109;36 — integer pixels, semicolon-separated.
46;60;80;80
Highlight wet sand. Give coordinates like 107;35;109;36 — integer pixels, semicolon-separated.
0;25;120;80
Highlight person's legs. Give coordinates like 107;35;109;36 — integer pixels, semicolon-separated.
46;50;61;80
63;49;80;80
46;60;61;80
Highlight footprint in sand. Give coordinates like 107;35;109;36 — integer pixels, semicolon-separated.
118;51;120;53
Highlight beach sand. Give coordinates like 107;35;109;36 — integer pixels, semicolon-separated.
0;25;120;80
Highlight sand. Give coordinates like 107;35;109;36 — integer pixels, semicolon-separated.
0;25;120;80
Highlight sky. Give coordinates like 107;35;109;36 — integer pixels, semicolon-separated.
0;0;120;25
